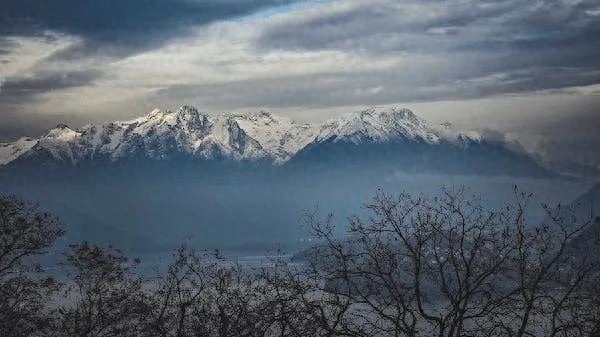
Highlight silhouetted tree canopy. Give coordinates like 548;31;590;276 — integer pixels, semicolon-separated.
0;196;64;337
1;190;599;337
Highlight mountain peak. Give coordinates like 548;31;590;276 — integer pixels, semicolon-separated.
248;110;272;118
46;124;80;142
359;106;424;130
176;105;204;118
317;106;440;144
54;123;71;130
360;106;416;119
175;105;209;129
146;108;163;118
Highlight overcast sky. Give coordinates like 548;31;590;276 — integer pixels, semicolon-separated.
1;0;599;170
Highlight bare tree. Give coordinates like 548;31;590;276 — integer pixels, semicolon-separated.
55;242;146;337
300;188;600;337
0;195;64;337
3;190;599;337
494;192;600;337
141;244;334;337
141;244;219;337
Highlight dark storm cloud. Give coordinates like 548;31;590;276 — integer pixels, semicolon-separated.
259;0;600;52
152;64;600;110
258;0;511;51
0;70;101;104
258;0;600;95
0;0;300;57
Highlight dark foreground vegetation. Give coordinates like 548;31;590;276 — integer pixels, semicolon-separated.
1;189;599;337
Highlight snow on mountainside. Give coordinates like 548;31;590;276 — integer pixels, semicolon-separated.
316;106;479;144
0;105;487;166
223;110;317;163
0;137;38;165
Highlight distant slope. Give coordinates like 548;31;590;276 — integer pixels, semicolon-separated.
288;107;552;177
555;182;600;260
0;106;552;177
571;182;600;220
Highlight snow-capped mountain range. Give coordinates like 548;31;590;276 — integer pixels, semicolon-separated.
0;106;568;251
0;106;488;166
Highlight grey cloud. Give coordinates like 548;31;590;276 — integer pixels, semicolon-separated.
0;70;102;107
0;38;19;62
0;0;302;58
257;0;600;97
259;0;600;52
259;0;512;51
151;66;600;111
534;108;600;172
0;38;17;53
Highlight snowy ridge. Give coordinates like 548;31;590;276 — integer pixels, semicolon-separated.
0;106;483;166
0;137;38;165
317;106;465;144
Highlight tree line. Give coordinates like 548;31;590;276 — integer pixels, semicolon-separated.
1;188;599;337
